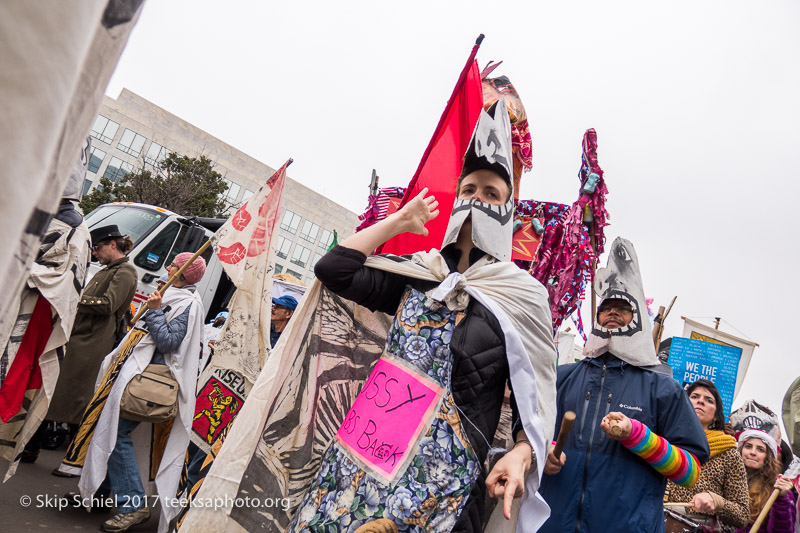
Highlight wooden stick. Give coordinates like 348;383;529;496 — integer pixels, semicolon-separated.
608;418;625;438
655;296;677;348
552;411;577;458
652;305;665;349
662;296;677;322
663;502;693;508
131;239;212;324
749;489;780;533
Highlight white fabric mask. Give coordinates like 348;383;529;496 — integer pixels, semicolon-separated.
583;237;659;367
441;198;515;263
441;99;515;262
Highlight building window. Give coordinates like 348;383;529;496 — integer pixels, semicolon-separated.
117;128;147;157
319;229;334;249
90;115;120;145
286;269;303;279
144;141;169;166
220;178;241;205
280;210;302;234
241;189;254;204
311;252;323;270
274;263;283;274
276;236;291;259
300;220;320;244
88;147;106;174
82;179;93;196
103;156;134;182
289;244;311;268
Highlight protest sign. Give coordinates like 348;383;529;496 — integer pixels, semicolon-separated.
668;336;741;416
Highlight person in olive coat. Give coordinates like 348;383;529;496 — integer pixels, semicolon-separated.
47;225;138;431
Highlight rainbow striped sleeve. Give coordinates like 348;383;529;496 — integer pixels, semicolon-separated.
621;418;700;487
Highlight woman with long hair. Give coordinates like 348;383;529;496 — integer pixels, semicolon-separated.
665;379;750;530
735;429;796;533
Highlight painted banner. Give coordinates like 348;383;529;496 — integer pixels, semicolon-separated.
190;160;290;453
682;317;758;399
192;368;245;446
668;337;741;416
336;357;443;483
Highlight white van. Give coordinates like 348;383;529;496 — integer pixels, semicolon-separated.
83;202;235;321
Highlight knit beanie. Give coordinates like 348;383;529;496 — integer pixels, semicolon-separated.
737;428;779;460
174;252;206;284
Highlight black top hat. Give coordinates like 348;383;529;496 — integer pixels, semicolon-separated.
90;225;124;246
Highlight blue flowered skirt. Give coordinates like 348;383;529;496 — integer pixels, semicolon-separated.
288;288;479;533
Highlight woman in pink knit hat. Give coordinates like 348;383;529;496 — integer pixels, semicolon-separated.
735;429;796;533
69;251;207;533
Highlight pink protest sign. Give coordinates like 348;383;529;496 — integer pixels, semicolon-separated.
335;357;443;482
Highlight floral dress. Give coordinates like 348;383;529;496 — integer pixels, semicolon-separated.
289;288;479;533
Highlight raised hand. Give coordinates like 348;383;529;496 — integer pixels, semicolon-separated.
393;187;439;236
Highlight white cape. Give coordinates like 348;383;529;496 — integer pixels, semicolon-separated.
79;286;205;533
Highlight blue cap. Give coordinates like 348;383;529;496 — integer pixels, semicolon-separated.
272;295;298;311
158;274;168;283
215;311;229;320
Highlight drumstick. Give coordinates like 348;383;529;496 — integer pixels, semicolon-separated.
552;411;576;458
663;502;693;508
749;489;780;533
608;418;625;437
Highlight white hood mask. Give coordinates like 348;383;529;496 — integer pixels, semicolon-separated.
583;237;660;367
61;136;91;202
442;99;515;263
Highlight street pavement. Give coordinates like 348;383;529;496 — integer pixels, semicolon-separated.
0;447;159;531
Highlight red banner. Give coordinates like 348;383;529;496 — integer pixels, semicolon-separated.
380;43;484;256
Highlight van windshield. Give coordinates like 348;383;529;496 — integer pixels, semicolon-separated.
84;205;167;246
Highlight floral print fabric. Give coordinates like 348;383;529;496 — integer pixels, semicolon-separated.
289;288;478;533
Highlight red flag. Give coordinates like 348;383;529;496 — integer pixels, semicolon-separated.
380;40;484;255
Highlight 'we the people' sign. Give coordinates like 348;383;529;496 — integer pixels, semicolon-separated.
668;337;741;416
336;357;443;483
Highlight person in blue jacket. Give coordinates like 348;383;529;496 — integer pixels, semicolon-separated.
539;238;710;533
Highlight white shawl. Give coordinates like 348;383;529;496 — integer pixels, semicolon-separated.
79;286;204;533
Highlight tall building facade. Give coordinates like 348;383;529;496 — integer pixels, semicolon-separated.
86;89;359;284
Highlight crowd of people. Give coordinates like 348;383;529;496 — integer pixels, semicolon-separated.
0;103;797;533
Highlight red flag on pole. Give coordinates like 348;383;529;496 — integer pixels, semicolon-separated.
380;37;484;255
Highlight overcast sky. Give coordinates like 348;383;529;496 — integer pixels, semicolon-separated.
106;1;800;426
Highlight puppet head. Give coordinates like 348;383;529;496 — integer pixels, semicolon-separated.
583;237;659;366
442;99;515;262
730;400;781;443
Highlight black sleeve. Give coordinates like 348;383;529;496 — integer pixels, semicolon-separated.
314;245;411;315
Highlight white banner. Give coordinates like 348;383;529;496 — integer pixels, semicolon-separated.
190;161;289;453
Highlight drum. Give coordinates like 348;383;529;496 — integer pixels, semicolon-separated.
664;508;702;533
